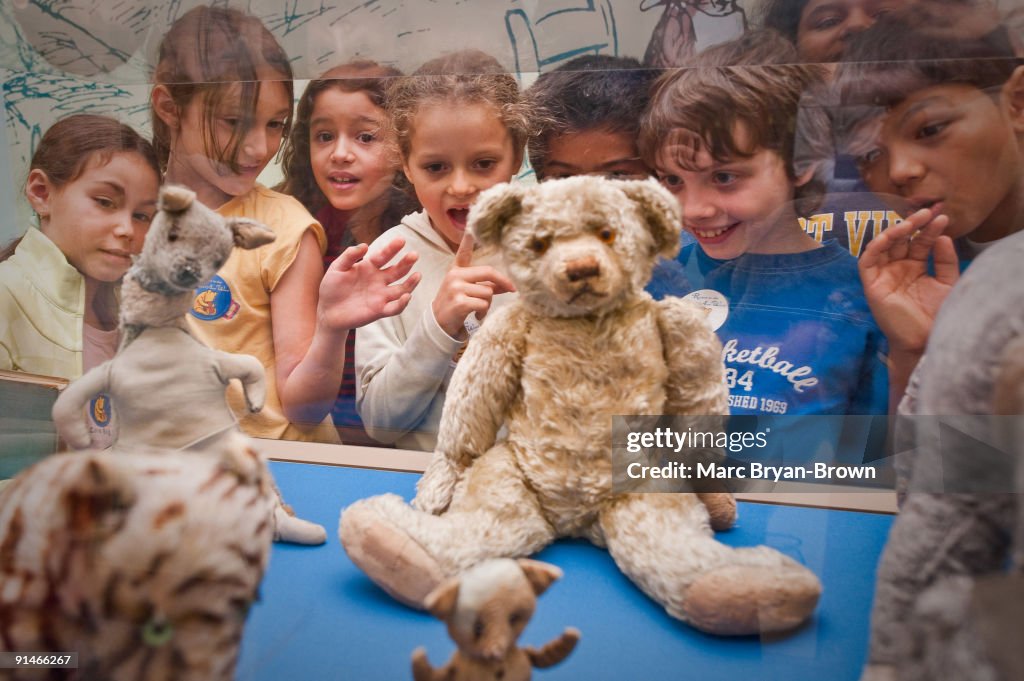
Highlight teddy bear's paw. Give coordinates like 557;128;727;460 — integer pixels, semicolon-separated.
339;499;445;608
273;505;327;545
680;563;822;635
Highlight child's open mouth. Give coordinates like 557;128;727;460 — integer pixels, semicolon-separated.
329;174;360;190
691;222;739;244
447;208;470;228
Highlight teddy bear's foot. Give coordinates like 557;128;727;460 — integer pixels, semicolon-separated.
680;562;822;635
340;498;445;608
696;491;736;531
273;505;327;545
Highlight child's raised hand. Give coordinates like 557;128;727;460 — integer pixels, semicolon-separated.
432;232;516;340
318;237;421;330
858;207;959;355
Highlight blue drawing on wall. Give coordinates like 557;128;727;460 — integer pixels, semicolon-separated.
505;0;618;77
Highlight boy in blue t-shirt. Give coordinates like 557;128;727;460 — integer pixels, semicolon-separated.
640;30;888;429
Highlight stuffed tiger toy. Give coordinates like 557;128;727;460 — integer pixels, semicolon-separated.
0;436;275;681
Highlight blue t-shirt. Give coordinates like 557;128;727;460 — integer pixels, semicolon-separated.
648;241;889;468
648;240;888;417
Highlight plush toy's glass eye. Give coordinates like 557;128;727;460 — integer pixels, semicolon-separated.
142;617;174;647
528;237;550;255
598;227;616;244
473;618;485;640
509;610;525;626
167;226;180;243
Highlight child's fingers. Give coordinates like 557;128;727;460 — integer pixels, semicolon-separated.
380;251;419;283
457;281;500;301
332;242;370;271
367;237;408;268
488;272;516;295
390;271;421;297
860;208;932;274
380;291;414;318
931;235;960;286
457;294;493;319
905;213;950;262
453;231;475;269
451;266;516;293
861;221;904;273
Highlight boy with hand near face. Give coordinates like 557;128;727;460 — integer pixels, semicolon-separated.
641;30;888;423
832;15;1024;408
831;17;1024;679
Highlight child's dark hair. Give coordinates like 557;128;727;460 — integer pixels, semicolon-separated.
640;30;829;216
1;114;159;263
525;54;659;177
280;61;404;214
151;5;294;173
386;49;531;162
831;15;1022;143
759;0;812;46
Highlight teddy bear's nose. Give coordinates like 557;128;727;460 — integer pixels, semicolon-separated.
565;256;600;282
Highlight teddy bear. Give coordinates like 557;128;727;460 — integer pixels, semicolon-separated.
411;558;579;681
340;176;822;636
0;433;276;681
859;228;1024;681
51;184;326;545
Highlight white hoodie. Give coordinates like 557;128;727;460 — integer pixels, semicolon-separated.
355;210;513;451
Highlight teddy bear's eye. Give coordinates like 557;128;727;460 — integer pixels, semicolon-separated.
473;618;485;640
597;227;616;244
509;610;526;626
528;237;550;255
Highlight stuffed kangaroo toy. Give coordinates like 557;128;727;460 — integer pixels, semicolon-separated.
53;184;326;544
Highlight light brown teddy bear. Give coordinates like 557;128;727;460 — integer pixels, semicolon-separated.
340;176;821;635
412;558;579;681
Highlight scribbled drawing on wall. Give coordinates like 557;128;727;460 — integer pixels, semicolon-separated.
505;0;618;78
0;0;753;242
640;0;746;68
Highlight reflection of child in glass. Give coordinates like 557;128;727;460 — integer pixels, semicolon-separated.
526;54;657;181
760;0;899;63
832;15;1024;409
356;50;526;451
641;30;888;419
0;114;159;379
279;61;420;446
150;7;418;443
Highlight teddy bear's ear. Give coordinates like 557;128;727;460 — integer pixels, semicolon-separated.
158;185;195;213
617;179;683;260
424;577;461;621
517;559;563;597
227;218;276;250
469;182;526;249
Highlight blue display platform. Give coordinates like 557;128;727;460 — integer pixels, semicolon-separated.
236;461;893;681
